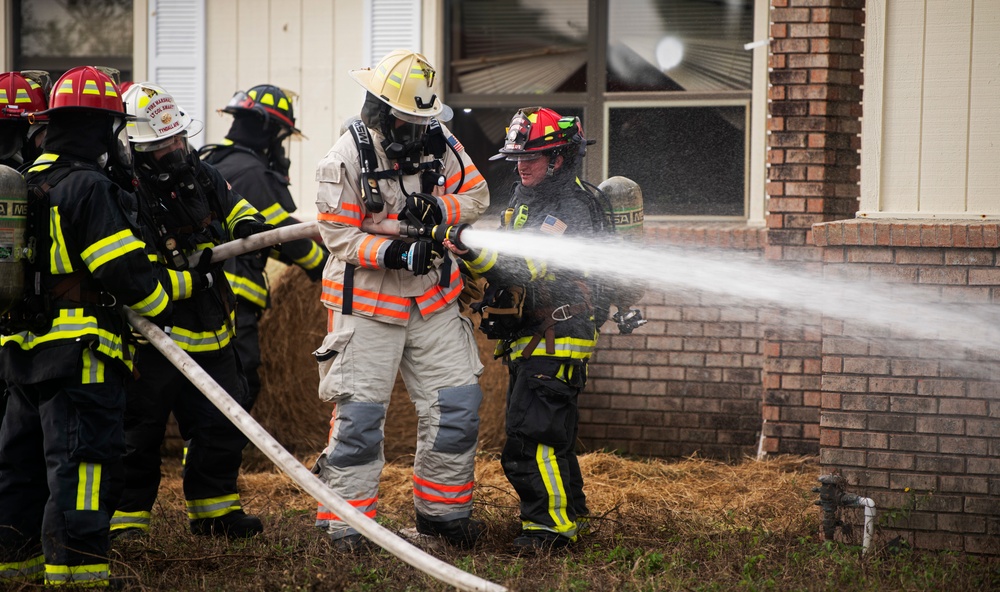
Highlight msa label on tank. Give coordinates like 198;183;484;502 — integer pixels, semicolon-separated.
610;207;644;229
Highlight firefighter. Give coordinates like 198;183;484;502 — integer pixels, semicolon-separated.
312;49;489;551
200;84;328;410
445;107;605;550
0;66;173;587
0;70;50;170
0;71;50;431
109;83;270;541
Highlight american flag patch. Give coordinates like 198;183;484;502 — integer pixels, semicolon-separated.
539;215;567;235
447;134;464;152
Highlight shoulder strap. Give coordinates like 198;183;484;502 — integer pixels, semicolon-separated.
198;143;267;167
348;120;390;213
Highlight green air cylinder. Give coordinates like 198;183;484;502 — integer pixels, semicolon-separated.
0;164;28;316
597;176;646;310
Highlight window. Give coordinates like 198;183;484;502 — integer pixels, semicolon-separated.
444;0;758;220
13;0;134;83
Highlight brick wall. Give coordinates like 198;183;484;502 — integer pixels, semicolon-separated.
814;219;1000;555
764;0;864;455
581;224;767;459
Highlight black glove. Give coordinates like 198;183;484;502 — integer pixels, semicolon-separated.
403;193;444;227
190;247;216;292
233;220;275;239
383;239;438;276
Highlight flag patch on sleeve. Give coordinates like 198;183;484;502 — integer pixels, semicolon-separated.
447;135;464;152
540;215;567;235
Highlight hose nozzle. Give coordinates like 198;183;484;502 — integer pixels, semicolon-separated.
429;223;471;250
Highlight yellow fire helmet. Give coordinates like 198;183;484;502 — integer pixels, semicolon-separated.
349;49;453;124
122;82;203;151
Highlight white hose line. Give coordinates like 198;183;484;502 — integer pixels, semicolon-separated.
188;222;321;268
124;309;507;592
188;219;408;268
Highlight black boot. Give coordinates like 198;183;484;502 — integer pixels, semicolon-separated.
190;510;263;539
415;512;484;548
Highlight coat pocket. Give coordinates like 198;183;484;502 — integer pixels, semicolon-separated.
314;328;355;402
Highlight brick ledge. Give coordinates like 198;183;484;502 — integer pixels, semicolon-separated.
645;222;767;250
813;219;1000;248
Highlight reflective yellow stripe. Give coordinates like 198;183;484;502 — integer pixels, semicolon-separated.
168;269;194;300
110;510;151;532
186;494;240;519
0;554;44;581
76;462;101;511
534;444;575;534
526;257;546;281
81;229;144;271
465;248;498;275
50;207;73;274
226;198;259;231
293;241;325;269
44;563;109;586
169;311;236;352
130;282;170;318
507;334;597;362
260;203;290;225
0;309;129;365
80;348;105;384
225;272;267;308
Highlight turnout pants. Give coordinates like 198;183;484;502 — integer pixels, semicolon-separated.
501;356;589;540
0;365;126;586
232;304;263;410
313;303;484;540
112;344;249;533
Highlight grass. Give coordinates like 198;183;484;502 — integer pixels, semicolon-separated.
7;452;998;591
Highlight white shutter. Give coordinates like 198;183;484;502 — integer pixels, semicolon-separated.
366;0;422;67
147;0;206;148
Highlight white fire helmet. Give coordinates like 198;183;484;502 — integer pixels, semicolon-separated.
122;82;203;152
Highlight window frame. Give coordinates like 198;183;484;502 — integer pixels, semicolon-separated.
443;0;766;223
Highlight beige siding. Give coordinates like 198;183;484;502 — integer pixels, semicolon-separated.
861;0;1000;218
203;1;367;221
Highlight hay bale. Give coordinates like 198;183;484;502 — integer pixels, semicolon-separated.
245;265;508;470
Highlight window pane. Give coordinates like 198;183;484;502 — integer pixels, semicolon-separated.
607;0;754;92
608;105;746;216
446;0;588;94
14;0;133;81
447;106;584;218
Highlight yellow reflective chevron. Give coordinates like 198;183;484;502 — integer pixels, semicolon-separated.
1;308;133;367
80;348;106;384
49;207;73;274
464;248;498;276
129;282;170;318
526;444;577;536
166;269;195;300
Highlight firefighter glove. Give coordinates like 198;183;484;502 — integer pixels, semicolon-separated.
403;193;444;227
233;219;275;240
384;239;437;275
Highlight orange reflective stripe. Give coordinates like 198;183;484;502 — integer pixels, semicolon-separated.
458;169;485;194
321;279;410;320
415;265;462;315
357;235;384;268
413;475;474;494
446;164;480;193
318;211;362;227
316;495;378;521
439;194;461;224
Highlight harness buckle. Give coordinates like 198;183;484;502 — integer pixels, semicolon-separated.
98;292;118;308
551;304;573;322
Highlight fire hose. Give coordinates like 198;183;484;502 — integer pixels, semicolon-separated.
127;223;507;592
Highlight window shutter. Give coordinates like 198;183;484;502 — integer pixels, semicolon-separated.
367;0;422;67
147;0;206;148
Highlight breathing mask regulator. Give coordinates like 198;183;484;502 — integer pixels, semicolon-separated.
133;133;213;236
102;116;137;190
